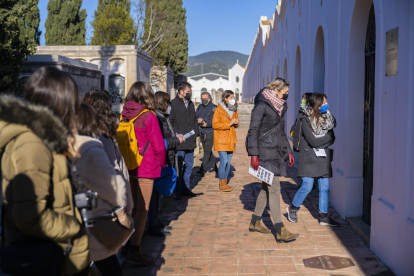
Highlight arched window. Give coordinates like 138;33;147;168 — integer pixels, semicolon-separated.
218;88;224;92
236;76;240;83
201;87;208;92
109;74;125;102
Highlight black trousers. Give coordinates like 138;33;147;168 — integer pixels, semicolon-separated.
201;132;216;171
73;254;122;276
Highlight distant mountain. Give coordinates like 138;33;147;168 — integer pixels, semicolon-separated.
183;51;248;77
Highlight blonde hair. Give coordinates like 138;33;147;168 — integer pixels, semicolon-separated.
266;77;290;91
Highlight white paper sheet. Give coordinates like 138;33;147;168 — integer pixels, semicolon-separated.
249;165;274;185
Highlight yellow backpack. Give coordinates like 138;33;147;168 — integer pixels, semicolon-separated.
116;109;152;170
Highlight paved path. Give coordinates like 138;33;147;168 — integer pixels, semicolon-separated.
122;130;393;276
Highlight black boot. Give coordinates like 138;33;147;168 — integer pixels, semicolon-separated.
119;240;130;258
319;213;340;227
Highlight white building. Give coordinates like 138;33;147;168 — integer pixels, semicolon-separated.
242;0;414;275
187;62;245;103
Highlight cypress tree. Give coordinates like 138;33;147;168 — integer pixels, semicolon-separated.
0;0;40;93
45;0;86;45
91;0;135;46
145;0;188;75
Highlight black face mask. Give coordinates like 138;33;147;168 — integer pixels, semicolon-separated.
202;99;209;106
184;92;192;100
282;93;289;101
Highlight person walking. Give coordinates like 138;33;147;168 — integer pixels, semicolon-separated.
70;104;132;275
121;82;166;265
0;67;89;275
147;91;184;236
286;93;339;226
212;90;239;192
247;77;299;243
169;82;200;199
196;91;218;175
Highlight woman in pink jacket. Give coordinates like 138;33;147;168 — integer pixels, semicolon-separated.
121;82;166;265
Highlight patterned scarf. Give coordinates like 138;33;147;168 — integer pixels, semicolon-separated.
262;88;285;116
304;106;336;135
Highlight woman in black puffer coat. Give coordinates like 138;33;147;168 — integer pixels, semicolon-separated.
147;92;184;237
246;77;298;243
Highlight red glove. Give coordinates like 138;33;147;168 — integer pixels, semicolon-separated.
288;153;295;167
251;156;259;171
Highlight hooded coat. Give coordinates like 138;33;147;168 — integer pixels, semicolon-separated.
69;135;133;261
121;101;166;179
297;116;336;178
213;102;239;152
247;90;293;177
0;95;89;274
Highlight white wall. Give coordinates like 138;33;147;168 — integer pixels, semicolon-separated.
242;0;414;275
187;74;231;103
229;63;245;102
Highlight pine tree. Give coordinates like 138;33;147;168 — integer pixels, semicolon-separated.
91;0;135;46
144;0;188;75
0;0;40;93
45;0;86;45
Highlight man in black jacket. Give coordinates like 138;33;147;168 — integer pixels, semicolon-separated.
169;82;199;199
196;92;217;175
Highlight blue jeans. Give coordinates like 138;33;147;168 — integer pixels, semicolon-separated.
176;150;194;194
218;151;233;180
292;177;330;213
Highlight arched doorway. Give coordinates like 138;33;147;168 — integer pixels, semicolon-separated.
235;88;240;102
362;4;376;225
313;26;325;93
294;46;302;113
276;65;279;78
109;74;125;102
283;58;288;79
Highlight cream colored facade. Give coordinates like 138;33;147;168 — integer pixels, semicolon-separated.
36;45;152;99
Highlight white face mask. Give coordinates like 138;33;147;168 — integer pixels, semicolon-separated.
166;105;171;114
228;99;236;106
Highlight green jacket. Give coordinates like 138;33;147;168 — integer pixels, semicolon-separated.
0;95;89;274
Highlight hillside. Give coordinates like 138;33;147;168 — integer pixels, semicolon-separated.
183;51;248;77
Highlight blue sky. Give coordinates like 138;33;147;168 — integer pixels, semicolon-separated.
38;0;279;56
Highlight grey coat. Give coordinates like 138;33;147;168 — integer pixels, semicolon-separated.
297;115;335;178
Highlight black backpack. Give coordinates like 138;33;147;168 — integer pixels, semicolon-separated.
290;115;303;152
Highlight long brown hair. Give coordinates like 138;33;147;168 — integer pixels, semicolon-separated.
154;91;170;113
308;93;326;127
77;104;99;137
124;82;155;110
82;90;118;139
222;90;237;108
24;66;79;139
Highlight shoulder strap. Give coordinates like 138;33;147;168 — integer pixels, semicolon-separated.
120;109;151;123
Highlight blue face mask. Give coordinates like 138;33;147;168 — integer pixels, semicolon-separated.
319;103;329;113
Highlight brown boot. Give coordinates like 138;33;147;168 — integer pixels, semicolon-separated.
219;179;233;192
125;245;154;266
276;226;299;243
249;215;271;234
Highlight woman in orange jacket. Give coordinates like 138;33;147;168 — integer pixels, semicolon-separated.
212;90;239;192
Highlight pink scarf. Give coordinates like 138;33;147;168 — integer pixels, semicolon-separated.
262;88;285;116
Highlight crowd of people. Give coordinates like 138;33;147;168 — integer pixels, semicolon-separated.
0;66;338;275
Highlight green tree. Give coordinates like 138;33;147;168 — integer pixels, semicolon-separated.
0;0;40;93
91;0;135;46
45;0;86;45
141;0;188;75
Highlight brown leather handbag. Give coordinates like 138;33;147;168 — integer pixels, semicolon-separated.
89;207;134;250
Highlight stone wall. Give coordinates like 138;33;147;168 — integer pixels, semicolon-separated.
20;55;101;98
36;45;152;100
150;66;174;98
